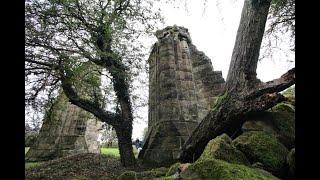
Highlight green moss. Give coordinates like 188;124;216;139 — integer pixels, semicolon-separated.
212;92;228;111
232;131;289;172
287;148;295;175
182;159;278;180
137;169;166;179
154;167;169;176
198;133;249;165
272;102;295;113
166;162;181;176
155;176;173;180
116;171;137;180
269;102;295;149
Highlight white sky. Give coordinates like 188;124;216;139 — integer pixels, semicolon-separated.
132;0;295;140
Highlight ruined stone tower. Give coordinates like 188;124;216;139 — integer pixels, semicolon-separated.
139;25;225;166
26;63;103;162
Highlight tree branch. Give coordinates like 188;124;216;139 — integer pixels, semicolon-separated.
59;68;119;126
25;58;59;69
246;67;295;99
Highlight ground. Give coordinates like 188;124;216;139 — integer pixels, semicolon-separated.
25;153;151;180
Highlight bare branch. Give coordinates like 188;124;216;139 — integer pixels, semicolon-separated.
59;67;118;126
246;67;295;99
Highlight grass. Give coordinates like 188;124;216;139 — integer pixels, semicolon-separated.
26;162;43;169
101;148;120;156
25;147;43;169
25;147;30;155
100;145;139;157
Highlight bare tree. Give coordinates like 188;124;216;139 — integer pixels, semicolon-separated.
25;0;163;166
178;0;295;162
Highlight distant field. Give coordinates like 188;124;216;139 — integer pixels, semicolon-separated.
101;148;120;156
25;147;30;155
26;162;43;169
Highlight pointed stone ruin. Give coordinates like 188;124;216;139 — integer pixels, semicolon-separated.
139;25;225;166
26;63;103;162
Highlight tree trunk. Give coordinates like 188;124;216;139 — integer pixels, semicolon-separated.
110;64;136;166
114;124;136;167
178;0;295;163
60;64;137;166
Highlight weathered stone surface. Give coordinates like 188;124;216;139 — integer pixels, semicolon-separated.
165;162;182;176
242;102;295;149
116;171;137;180
26;63;103;162
180;159;279;180
198;133;250;165
117;167;169;180
140;25;225;166
232;131;289;173
287;148;295;179
25;92;103;162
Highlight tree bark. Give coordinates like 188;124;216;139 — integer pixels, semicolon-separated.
112;75;136;167
178;0;295;163
114;124;136;167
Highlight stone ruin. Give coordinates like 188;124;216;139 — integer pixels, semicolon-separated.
139;25;225;166
25;91;103;162
26;63;103;162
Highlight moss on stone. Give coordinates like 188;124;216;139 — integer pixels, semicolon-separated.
242;102;295;149
116;171;137;180
232;131;289;172
287;148;295;177
269;102;295;149
272;102;295;112
153;167;169;176
182;159;279;180
155;176;173;180
166;162;181;176
137;169;166;179
198;133;250;165
212;92;228;111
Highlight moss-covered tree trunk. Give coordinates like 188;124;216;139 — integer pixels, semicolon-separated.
114;125;136;166
178;0;295;163
112;74;136;166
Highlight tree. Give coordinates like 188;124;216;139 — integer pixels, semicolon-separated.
25;0;162;166
178;0;295;162
268;0;295;40
259;0;295;63
99;122;118;147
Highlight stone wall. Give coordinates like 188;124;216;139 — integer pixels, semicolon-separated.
26;62;103;162
139;25;225;166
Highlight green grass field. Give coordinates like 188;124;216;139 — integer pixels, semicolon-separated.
25;147;30;155
100;148;120;156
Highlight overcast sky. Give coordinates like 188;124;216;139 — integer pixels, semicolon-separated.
132;0;295;140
